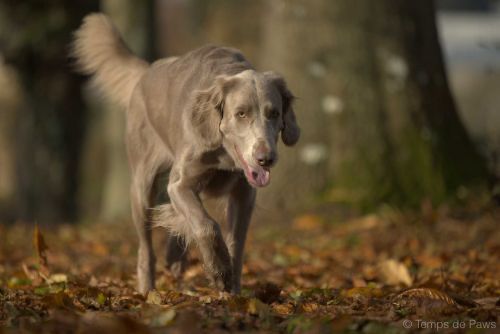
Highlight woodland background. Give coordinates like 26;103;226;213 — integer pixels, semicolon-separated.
0;0;499;223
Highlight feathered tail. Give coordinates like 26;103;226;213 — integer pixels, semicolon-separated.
72;13;148;107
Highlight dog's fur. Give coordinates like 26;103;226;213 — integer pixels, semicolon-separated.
72;13;300;294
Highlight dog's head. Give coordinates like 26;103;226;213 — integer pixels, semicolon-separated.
191;70;300;187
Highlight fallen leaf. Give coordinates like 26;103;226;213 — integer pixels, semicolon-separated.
378;259;413;286
394;288;460;315
415;254;443;269
272;302;294;316
97;292;107;306
46;273;68;284
343;215;381;233
92;242;109;256
22;262;42;284
289;290;303;301
33;224;49;272
395;288;457;306
301;302;319;313
341;287;384;299
254;282;281;304
292;214;323;231
199;295;212;304
247;298;269;316
227;295;249;312
8;277;32;288
34;286;51;295
42;291;78;310
473;297;498;308
146;290;163;305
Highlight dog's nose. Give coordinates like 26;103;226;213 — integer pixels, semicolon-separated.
257;156;274;168
255;149;275;167
253;139;276;168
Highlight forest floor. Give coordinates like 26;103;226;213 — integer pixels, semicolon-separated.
0;202;499;333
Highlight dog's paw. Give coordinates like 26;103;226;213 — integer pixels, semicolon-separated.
137;273;155;295
209;268;232;292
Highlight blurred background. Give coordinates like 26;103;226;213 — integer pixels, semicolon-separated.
0;0;498;224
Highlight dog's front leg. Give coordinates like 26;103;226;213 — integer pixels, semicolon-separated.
167;169;232;291
227;176;256;294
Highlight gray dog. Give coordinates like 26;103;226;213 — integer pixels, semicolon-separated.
72;14;300;294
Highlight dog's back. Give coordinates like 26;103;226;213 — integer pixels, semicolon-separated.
72;14;253;114
140;45;254;125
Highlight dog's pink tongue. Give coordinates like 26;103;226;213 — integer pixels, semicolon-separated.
250;168;270;187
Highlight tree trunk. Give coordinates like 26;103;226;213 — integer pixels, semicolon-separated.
260;0;488;211
0;1;99;222
0;59;22;221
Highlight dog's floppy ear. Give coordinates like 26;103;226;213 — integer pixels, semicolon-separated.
265;72;300;146
191;76;234;149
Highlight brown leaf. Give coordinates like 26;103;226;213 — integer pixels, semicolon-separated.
163;290;187;305
146;290;163;305
378;259;413;287
415;254;443;269
272;302;295;316
473;297;498;308
33;224;49;272
300;302;319;313
254;282;281;304
42;292;79;311
46;273;68;284
227;295;249;312
342;215;381;234
394;288;460;315
396;288;458;306
341;287;384;299
292;214;323;231
22;262;43;285
247;298;269;317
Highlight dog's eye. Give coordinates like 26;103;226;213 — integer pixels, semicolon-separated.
268;108;280;119
237;111;247;118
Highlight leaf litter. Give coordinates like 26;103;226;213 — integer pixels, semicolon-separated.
0;205;498;333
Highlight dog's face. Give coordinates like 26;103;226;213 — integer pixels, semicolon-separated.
191;70;300;188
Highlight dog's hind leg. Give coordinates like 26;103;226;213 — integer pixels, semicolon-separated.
165;234;188;279
150;172;189;279
130;166;157;294
150;203;190;279
127;86;171;294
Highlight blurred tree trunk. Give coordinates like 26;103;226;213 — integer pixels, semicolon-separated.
156;0;262;59
156;0;203;56
195;0;263;62
79;0;155;221
260;0;488;211
0;1;99;222
0;59;22;221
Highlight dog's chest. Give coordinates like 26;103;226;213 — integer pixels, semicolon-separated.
200;169;241;197
200;147;237;171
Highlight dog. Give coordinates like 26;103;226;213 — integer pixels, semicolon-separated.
72;13;300;294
